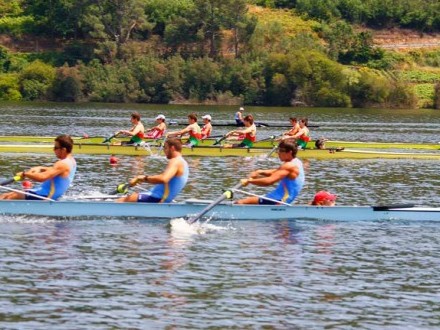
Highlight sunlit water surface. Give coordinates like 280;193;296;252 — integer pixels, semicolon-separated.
0;103;440;328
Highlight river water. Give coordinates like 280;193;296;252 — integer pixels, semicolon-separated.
0;102;440;328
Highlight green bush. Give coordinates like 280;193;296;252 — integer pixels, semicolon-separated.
19;60;55;100
0;73;21;100
51;65;83;102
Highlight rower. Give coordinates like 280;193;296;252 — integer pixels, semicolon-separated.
167;113;202;147
236;140;304;205
145;114;167;139
281;117;300;138
224;115;257;148
281;118;310;149
235;107;245;127
116;112;145;145
0;135;77;200
117;138;189;203
310;190;337;206
201;114;212;139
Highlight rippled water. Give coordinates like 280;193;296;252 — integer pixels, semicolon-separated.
1;103;440;328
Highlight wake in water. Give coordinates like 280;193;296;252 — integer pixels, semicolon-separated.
170;217;233;236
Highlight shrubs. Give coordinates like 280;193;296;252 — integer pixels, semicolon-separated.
19;60;55;100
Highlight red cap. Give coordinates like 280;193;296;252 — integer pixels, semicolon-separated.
313;191;337;204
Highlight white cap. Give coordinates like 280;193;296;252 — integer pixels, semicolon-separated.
239;107;244;111
202;114;212;121
155;114;165;120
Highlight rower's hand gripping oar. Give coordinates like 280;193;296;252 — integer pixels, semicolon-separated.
110;182;130;195
187;182;243;224
110;174;148;195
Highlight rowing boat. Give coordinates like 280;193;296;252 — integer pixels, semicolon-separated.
1;143;440;159
0;199;438;221
0;135;439;150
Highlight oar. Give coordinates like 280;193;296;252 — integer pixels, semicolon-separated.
230;188;292;206
213;134;228;146
0;174;22;186
110;183;130;195
102;132;119;143
266;145;279;158
186;182;242;224
1;178;16;186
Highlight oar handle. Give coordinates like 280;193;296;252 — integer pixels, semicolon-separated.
187;182;243;224
110;183;129;195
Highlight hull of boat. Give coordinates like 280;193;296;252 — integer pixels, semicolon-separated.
0;200;439;221
1;143;440;159
0;135;439;150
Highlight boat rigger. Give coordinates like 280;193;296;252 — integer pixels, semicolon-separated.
0;200;439;221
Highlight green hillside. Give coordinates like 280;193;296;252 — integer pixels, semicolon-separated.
0;0;439;108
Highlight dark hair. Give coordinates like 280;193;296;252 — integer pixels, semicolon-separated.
243;114;254;125
165;138;182;152
278;140;298;157
289;117;297;122
188;113;197;122
55;135;74;153
131;112;141;121
315;138;326;149
299;118;308;126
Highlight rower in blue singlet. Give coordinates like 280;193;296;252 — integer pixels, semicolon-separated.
235;140;304;205
117;138;189;203
0;135;77;201
27;157;77;200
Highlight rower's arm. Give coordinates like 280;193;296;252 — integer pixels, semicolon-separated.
23;161;69;182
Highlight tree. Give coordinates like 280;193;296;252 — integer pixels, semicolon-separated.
82;0;151;61
22;0;86;38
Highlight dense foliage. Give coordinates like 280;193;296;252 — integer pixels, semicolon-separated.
0;0;438;108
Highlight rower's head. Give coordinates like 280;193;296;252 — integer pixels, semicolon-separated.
131;112;141;123
311;190;337;206
164;138;182;159
277;140;297;160
155;114;166;122
188;113;197;123
299;118;308;127
243;115;254;127
289;117;297;124
202;114;211;122
54;135;74;158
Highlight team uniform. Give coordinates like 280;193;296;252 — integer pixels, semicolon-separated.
201;124;212;138
187;123;202;147
26;157;77;200
236;124;256;147
296;129;310;149
260;158;304;205
129;125;145;144
138;157;189;203
145;127;165;139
